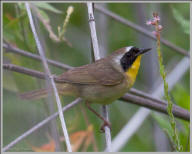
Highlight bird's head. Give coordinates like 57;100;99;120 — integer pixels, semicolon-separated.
111;46;151;72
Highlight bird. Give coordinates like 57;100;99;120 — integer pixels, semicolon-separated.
20;46;151;131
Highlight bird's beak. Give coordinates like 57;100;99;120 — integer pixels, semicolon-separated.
138;48;151;55
135;48;151;56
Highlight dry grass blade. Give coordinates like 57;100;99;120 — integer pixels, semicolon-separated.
25;2;72;151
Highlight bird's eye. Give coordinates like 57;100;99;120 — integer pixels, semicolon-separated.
132;47;139;53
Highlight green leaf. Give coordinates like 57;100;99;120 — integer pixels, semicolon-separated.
172;8;189;34
33;2;62;14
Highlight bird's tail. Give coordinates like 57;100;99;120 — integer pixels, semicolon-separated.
19;84;77;100
19;88;51;100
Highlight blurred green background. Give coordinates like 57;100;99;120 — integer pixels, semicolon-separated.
3;2;190;152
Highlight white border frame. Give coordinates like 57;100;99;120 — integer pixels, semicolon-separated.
1;1;191;154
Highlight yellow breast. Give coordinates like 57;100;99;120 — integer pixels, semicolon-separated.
125;55;141;87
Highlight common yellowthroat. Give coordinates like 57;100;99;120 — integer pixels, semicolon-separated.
20;46;151;131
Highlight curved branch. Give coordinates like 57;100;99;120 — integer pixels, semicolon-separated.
3;63;189;121
3;43;73;70
94;5;189;57
121;93;189;121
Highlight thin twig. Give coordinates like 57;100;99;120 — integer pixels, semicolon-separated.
87;2;112;151
129;88;167;105
25;3;72;152
32;5;60;42
2;43;189;114
3;43;73;70
87;3;101;60
101;105;112;151
3;63;46;79
32;5;72;47
109;57;190;152
3;98;82;152
121;93;189;121
2;42;189;108
3;63;189;121
94;5;190;57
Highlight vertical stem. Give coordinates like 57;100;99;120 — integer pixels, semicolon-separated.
154;15;181;151
25;3;72;152
87;3;100;60
101;105;112;152
87;2;112;152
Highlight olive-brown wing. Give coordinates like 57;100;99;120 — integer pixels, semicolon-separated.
55;59;124;85
56;64;98;84
88;59;124;85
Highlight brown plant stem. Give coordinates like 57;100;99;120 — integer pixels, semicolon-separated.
3;63;189;121
94;5;189;57
3;43;73;70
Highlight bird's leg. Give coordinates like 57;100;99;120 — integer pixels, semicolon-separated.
85;101;111;132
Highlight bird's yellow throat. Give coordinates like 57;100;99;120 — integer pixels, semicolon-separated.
126;55;141;86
